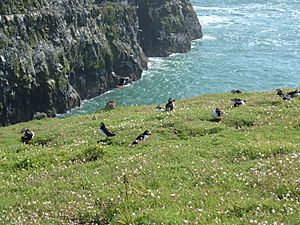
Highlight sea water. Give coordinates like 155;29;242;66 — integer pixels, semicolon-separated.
63;0;300;116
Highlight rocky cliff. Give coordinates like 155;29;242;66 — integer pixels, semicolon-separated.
0;0;202;126
136;0;202;56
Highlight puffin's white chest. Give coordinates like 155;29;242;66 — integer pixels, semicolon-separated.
99;128;107;137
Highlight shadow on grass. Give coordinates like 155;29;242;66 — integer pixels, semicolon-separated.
32;136;55;146
229;145;296;163
175;125;225;140
14;157;35;170
224;118;255;129
208;118;222;123
71;198;117;224
72;146;105;163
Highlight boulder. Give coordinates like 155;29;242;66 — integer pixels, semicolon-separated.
105;100;117;110
33;112;47;120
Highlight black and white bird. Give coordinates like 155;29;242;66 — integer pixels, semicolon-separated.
231;89;242;94
276;89;285;98
276;89;295;101
21;128;35;144
118;77;132;87
156;98;176;112
211;108;224;120
287;89;300;98
98;122;116;140
155;104;165;112
231;98;246;107
165;98;176;111
132;130;151;145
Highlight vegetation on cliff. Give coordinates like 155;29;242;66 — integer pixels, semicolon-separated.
0;0;47;14
0;0;202;126
0;0;147;125
0;90;299;224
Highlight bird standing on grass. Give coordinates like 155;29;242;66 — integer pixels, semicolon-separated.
287;89;300;98
132;130;151;145
165;98;176;111
98;122;116;141
276;89;294;101
155;98;176;112
231;89;242;94
21;128;34;144
231;98;246;107
211;108;224;120
276;89;285;98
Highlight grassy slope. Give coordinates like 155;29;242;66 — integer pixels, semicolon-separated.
0;90;299;224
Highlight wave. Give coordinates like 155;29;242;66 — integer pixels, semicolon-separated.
169;53;180;57
197;15;229;26
201;35;217;41
194;6;237;12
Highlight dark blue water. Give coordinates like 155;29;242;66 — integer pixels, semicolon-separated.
63;0;300;116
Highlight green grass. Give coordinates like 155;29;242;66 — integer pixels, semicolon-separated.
0;90;299;224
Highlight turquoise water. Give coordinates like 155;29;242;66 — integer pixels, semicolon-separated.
64;0;300;116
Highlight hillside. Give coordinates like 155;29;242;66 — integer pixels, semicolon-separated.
0;90;299;224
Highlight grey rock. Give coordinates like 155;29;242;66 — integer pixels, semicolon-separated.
105;100;117;110
33;112;47;120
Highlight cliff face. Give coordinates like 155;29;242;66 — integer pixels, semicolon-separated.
136;0;203;56
0;0;202;126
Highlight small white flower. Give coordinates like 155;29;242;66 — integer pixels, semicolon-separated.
271;209;275;213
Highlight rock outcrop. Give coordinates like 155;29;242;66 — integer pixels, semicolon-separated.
136;0;203;56
0;0;202;126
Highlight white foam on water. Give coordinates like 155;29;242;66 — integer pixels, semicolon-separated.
198;15;229;26
201;35;217;41
147;57;165;67
169;53;180;57
147;57;171;73
191;38;203;48
194;6;239;12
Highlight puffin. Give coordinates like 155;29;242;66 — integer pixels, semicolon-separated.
21;128;35;144
155;105;165;112
276;89;295;101
231;89;242;94
287;89;300;98
211;108;224;120
165;98;176;111
276;89;285;98
99;122;116;140
118;77;132;87
132;130;151;145
231;98;246;107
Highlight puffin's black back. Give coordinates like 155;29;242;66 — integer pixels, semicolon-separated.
21;129;34;143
